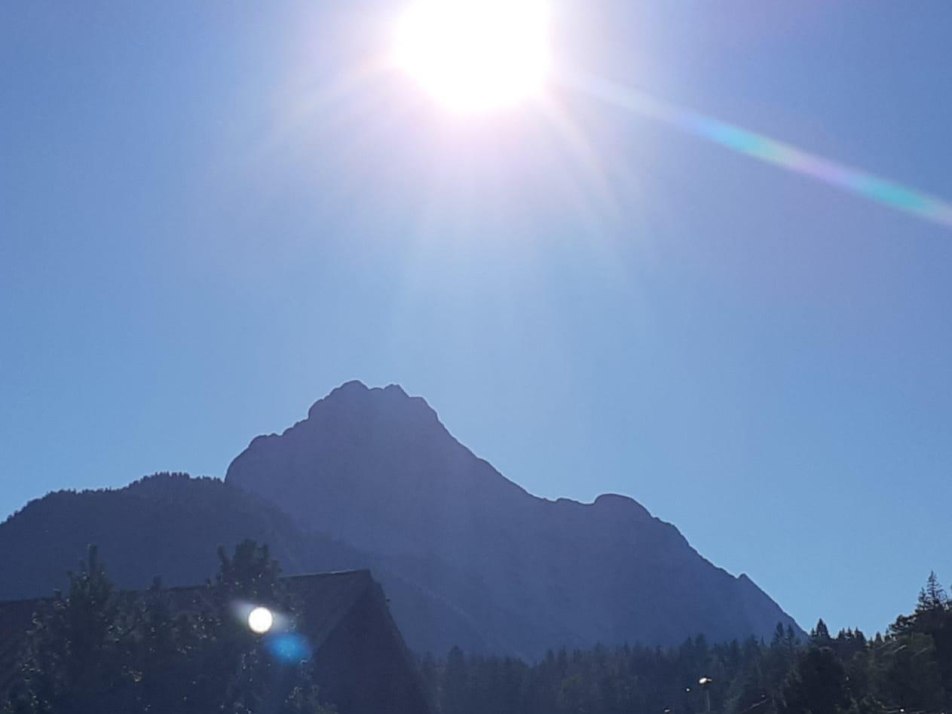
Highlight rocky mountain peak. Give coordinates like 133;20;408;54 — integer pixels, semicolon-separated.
225;382;803;653
304;380;441;430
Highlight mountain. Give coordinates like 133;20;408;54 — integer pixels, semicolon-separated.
0;474;498;654
225;381;802;655
0;474;352;599
0;382;801;657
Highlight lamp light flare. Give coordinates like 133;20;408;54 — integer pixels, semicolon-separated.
248;606;274;634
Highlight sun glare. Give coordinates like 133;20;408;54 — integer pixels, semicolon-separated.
392;0;552;113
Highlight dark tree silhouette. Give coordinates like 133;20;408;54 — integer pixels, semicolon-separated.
2;541;334;714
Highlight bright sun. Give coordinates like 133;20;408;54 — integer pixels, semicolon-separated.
393;0;552;114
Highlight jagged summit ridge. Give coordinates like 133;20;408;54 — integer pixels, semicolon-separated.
254;381;659;523
226;382;802;654
307;380;441;425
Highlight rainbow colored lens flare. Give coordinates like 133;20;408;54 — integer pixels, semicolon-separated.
567;74;952;229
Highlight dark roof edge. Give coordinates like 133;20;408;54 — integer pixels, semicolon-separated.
0;569;375;607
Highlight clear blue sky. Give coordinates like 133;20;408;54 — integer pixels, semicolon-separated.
2;1;951;636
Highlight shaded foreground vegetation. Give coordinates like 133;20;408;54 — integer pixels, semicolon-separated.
4;543;950;714
418;573;952;714
1;542;335;714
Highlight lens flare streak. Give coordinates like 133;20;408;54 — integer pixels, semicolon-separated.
567;73;952;229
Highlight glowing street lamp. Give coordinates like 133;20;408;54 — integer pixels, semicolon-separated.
247;606;274;634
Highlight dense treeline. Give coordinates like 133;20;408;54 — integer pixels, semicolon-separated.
4;543;950;714
418;573;952;714
1;541;334;714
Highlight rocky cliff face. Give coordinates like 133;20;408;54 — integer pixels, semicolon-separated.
226;381;801;656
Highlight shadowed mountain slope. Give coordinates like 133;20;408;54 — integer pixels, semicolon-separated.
0;474;498;654
0;474;352;599
226;381;802;655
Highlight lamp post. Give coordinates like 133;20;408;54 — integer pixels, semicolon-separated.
698;677;713;714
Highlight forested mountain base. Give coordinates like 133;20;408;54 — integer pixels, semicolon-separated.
418;573;952;714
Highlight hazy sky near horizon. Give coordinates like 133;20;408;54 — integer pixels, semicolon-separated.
2;1;951;636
